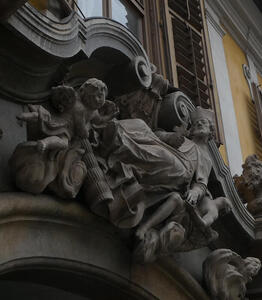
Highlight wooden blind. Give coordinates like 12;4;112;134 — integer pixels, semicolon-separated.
252;83;262;137
247;83;262;159
168;0;213;109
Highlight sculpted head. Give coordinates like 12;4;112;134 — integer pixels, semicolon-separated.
244;257;261;281
242;154;262;191
79;78;108;110
190;107;215;141
51;85;77;113
203;249;261;300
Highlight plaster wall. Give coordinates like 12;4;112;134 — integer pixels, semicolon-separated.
223;33;260;162
258;73;262;86
28;0;47;11
205;5;242;175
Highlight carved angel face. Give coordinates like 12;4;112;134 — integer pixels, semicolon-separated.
51;85;77;113
79;79;107;110
88;88;106;109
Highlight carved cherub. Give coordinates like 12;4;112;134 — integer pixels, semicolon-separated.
12;79;117;199
192;196;232;227
79;78;119;129
17;85;82;152
17;79;118;153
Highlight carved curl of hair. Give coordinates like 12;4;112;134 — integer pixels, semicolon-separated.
203;248;261;300
51;85;77;111
243;154;262;170
79;78;108;99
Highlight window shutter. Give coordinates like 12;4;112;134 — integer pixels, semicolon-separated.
252;82;262;138
168;0;212;109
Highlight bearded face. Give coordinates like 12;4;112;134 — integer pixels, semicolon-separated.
190;118;211;139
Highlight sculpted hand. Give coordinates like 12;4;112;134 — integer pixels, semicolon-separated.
186;189;199;206
100;101;119;119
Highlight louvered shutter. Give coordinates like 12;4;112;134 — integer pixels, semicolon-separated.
252;82;262;138
168;0;212;109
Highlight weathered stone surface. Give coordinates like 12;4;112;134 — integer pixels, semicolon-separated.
9;74;233;264
0;192;130;279
203;248;261;300
235;154;262;216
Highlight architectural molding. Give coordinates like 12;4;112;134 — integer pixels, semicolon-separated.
205;6;243;177
205;0;262;75
205;5;225;38
208;140;255;239
1;3;151;103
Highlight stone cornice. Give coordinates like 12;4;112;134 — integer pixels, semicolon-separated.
0;3;151;103
205;0;262;75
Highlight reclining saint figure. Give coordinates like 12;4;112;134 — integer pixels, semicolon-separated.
96;106;232;262
10;77;231;263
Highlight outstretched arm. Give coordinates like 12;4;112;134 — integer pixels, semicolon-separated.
17;104;51;124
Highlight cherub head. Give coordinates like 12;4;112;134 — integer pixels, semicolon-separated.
243;257;261;282
51;85;77;113
79;78;108;110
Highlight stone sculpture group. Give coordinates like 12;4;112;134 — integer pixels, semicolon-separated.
9;72;261;299
10;75;231;262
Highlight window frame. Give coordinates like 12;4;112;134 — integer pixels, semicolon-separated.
75;0;145;43
161;0;224;143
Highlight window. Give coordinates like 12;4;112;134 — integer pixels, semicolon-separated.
161;0;221;141
76;0;144;41
168;0;213;109
112;0;142;39
76;0;103;18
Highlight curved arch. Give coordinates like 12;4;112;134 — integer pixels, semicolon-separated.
0;257;157;300
7;5;150;64
84;17;150;62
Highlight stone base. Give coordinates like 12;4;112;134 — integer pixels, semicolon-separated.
0;192;210;299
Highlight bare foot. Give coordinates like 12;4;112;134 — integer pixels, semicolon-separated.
133;229;160;263
136;225;148;241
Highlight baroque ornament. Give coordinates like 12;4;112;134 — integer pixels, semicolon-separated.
203;248;261;300
235;154;262;216
10;75;233;263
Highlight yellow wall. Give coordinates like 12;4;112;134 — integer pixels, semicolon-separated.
223;33;261;160
258;73;262;87
28;0;47;11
